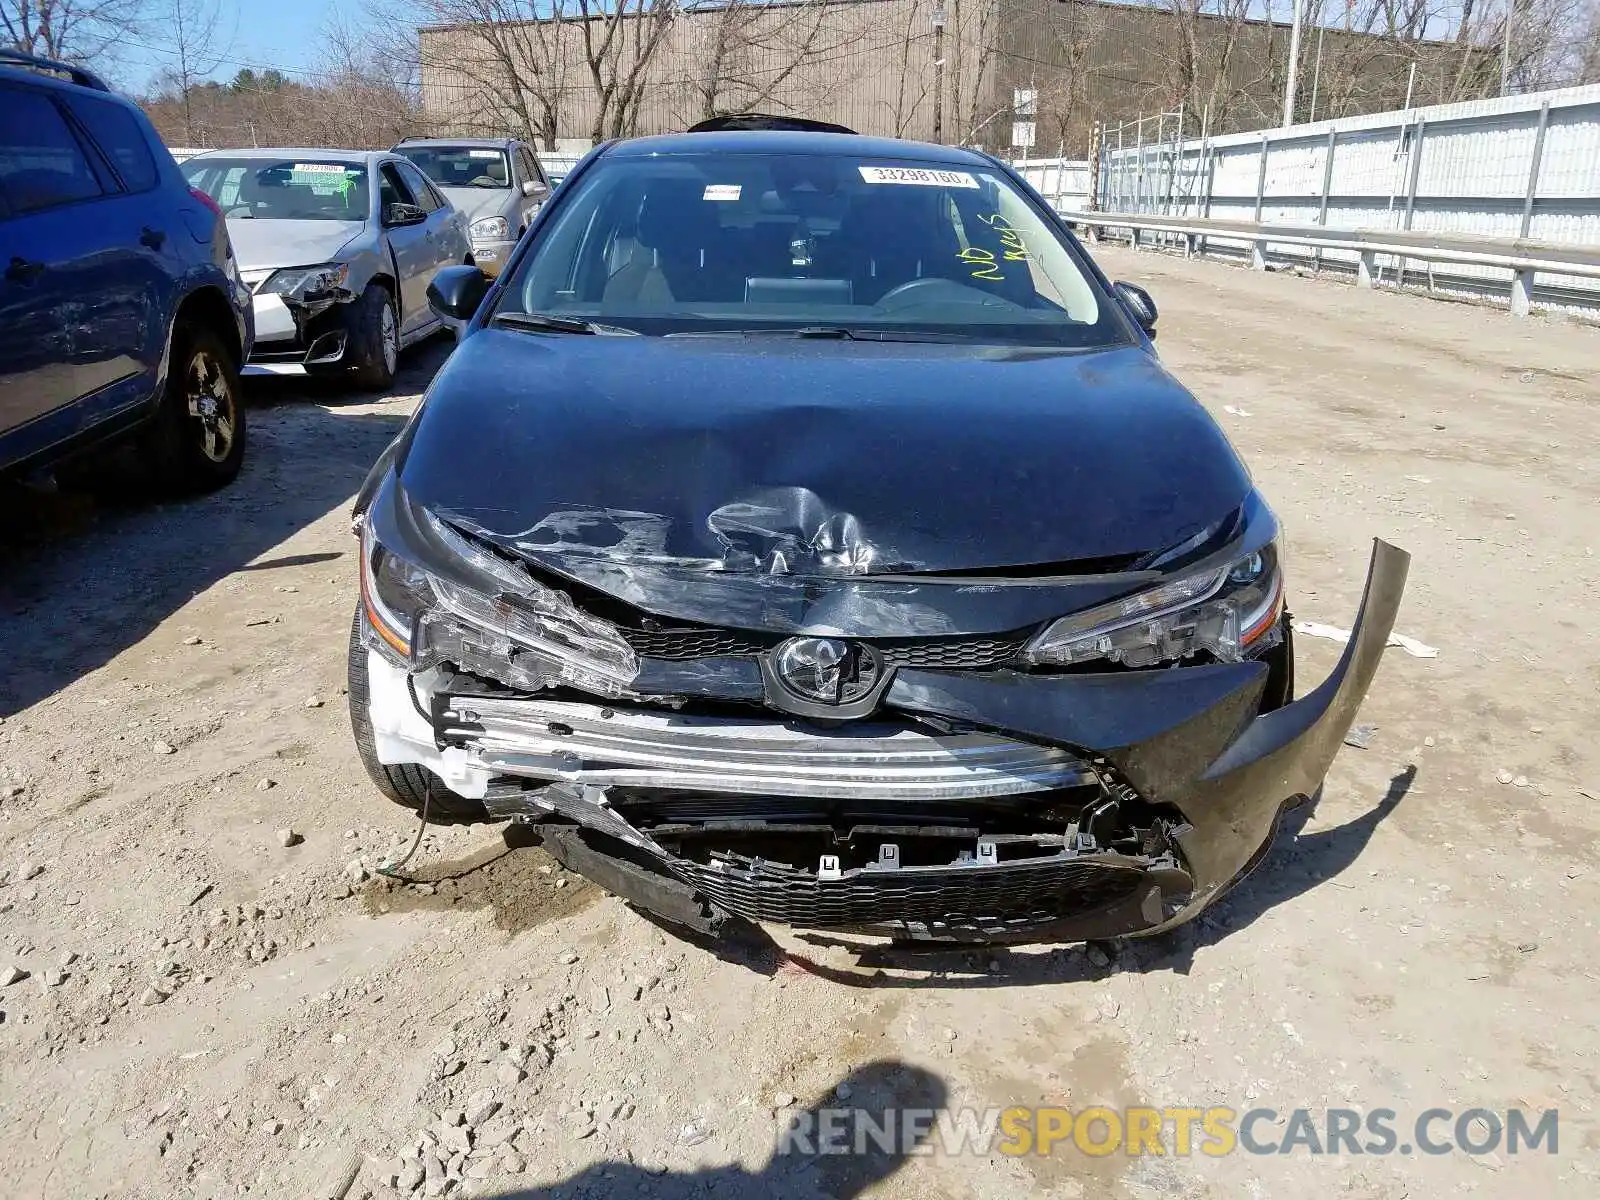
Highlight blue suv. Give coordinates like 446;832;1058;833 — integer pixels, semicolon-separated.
0;50;252;490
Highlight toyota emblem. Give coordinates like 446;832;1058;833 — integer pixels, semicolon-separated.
772;637;880;705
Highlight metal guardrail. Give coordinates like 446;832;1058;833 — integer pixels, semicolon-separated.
1064;210;1600;318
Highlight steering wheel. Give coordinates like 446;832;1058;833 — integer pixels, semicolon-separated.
873;276;1012;313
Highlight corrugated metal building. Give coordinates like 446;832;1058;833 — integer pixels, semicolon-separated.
418;0;1492;156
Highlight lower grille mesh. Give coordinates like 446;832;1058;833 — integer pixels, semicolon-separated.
668;852;1143;929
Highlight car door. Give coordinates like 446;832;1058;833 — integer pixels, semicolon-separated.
59;90;179;427
0;81;115;466
394;158;461;282
377;161;433;335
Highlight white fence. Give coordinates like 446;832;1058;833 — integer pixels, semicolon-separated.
1089;84;1600;315
1011;158;1091;211
537;152;585;181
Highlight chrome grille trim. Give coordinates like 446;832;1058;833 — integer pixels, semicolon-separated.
441;696;1095;800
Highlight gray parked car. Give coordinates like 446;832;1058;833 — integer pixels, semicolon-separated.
182;148;471;389
392;137;550;276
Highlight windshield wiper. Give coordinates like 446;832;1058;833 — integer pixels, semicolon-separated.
668;326;983;343
491;312;638;336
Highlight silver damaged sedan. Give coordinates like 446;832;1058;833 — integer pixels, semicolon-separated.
183;148;471;389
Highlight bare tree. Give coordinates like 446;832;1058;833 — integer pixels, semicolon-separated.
151;0;231;144
574;0;679;142
675;0;848;124
2;0;146;63
883;0;934;136
364;0;580;150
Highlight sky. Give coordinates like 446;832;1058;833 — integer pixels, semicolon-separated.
118;0;348;94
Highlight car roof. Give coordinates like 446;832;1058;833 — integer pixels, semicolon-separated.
186;147;396;163
606;130;996;165
396;137;517;149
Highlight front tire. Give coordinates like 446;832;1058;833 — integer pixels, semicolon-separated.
347;283;399;392
346;611;487;824
141;322;246;492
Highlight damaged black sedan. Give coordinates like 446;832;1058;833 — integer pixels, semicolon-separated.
347;127;1408;944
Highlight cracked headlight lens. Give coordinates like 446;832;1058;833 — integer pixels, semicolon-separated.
1024;543;1284;669
359;512;638;694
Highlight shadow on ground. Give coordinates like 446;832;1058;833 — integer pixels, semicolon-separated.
485;1060;947;1200
0;340;448;718
648;766;1417;989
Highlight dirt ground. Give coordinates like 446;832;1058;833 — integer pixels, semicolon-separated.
3;249;1599;1200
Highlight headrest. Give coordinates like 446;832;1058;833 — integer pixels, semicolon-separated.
839;189;937;244
637;181;722;250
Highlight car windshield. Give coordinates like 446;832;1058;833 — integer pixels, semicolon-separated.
403;146;511;189
499;151;1124;346
183;158;368;221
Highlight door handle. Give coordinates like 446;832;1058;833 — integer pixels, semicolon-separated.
140;226;167;250
5;256;44;284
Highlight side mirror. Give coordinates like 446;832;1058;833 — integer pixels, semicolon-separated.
428;264;491;322
1113;280;1158;336
521;179;548;200
383;202;427;227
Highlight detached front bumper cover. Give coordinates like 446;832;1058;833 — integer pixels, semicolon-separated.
368;541;1408;943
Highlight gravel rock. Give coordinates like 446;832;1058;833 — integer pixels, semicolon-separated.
677;1120;711;1146
139;986;170;1006
153;740;177;755
2;965;27;986
304;695;325;709
397;1159;425;1192
344;860;368;883
1086;944;1112;968
466;1099;501;1130
421;1150;446;1196
20;862;43;880
277;828;302;848
495;1061;526;1086
256;777;276;791
182;636;203;646
42;968;67;987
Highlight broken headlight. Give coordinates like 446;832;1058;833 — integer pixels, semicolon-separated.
259;263;350;302
1023;544;1284;669
359;512;639;696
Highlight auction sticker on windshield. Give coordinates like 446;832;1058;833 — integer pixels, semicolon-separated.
859;166;978;188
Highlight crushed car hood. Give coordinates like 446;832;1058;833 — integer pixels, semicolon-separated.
397;332;1252;579
437;187;513;223
225;219;365;273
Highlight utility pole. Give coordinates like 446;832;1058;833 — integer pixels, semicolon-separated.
1282;0;1304;127
932;4;946;143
